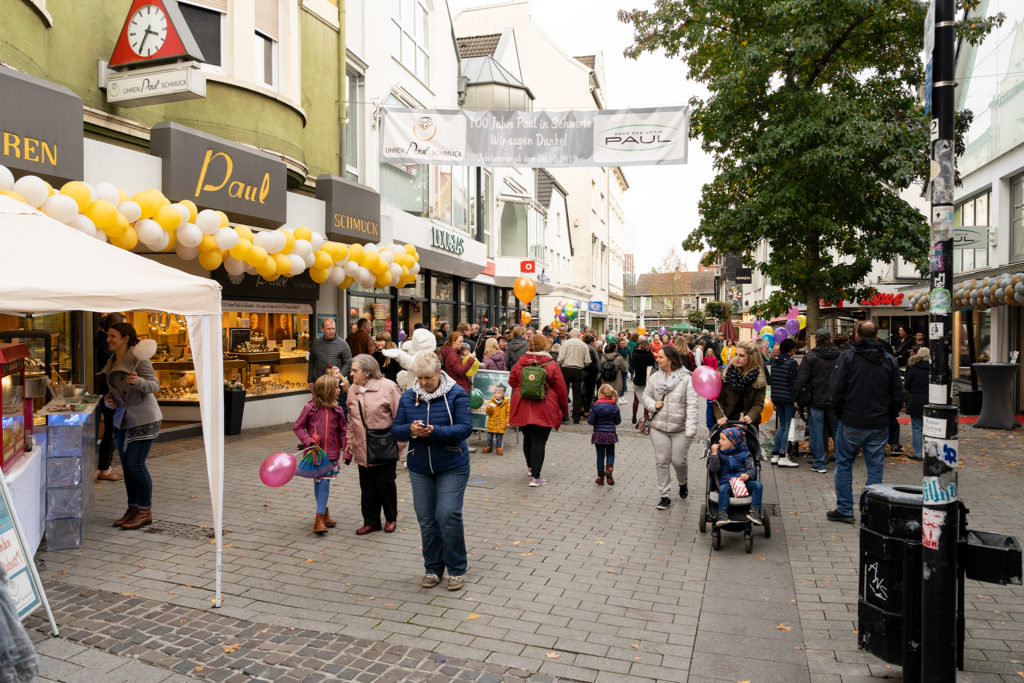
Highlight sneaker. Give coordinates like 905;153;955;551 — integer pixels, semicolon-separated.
747;507;764;526
678;484;688;500
481;446;492;454
810;466;827;474
770;453;780;465
907;453;923;461
446;575;464;591
715;510;730;526
467;447;476;453
529;477;547;487
421;573;441;588
527;468;534;476
826;509;855;524
776;456;799;468
496;447;503;455
656;497;671;510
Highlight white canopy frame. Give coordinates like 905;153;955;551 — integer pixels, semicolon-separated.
0;195;226;606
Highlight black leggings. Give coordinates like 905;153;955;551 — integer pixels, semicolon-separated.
521;425;552;478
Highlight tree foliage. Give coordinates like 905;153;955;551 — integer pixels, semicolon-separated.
687;309;706;326
619;0;1003;330
704;299;733;321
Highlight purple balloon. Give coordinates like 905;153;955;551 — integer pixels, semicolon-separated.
260;452;296;488
659;326;667;335
774;326;788;342
559;313;569;323
753;318;765;333
785;318;800;335
397;329;407;342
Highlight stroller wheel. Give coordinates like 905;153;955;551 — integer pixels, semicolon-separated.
711;528;721;551
744;533;753;553
698;503;707;533
764;519;772;538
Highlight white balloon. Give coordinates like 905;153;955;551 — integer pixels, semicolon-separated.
175;242;200;260
272;230;288;254
309;233;325;251
42;194;79;224
92;227;107;243
224;255;247;275
303;252;316;268
13;175;49;208
392;246;405;258
287;253;305;276
171;203;191;226
357;266;371;282
389;263;403;281
343;261;360;277
176;222;203;248
0;165;13;192
214;227;239;250
409;261;421;275
244;262;258;275
291;239;312;258
328;265;346;285
380;250;394;264
93;181;120;205
151;230;170;251
68;214;97;239
195;209;220;234
135;219;163;247
117;200;142;224
253;230;274;251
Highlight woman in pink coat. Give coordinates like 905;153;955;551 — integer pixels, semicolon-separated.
346;354;403;535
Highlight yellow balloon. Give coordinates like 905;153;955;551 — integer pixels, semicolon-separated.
401;265;410;280
313;250;332;270
229;240;253;261
164;230;177;251
348;243;364;263
0;191;26;203
60;181;93;211
179;199;198;222
280;229;295;255
44;181;54;197
108;214;130;239
293;226;312;241
216;210;229;228
338;276;354;290
374;270;392;288
132;190;159;220
246;244;268;267
362;251;380;271
335;244;349;262
403;243;416;255
116;187;128;203
234;225;254;242
797;314;807;330
199;234;218;251
153;192;171;210
198;249;223;271
273;253;292;275
85;199;119;229
112;226;138;250
153;204;182;231
371;259;389;275
309;266;330;283
257;255;277;279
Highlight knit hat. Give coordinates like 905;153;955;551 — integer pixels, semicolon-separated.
722;426;745;447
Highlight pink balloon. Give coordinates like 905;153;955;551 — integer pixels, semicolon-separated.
691;366;722;401
260;452;296;487
788;306;800;318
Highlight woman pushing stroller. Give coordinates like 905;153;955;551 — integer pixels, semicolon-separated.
709;426;764;526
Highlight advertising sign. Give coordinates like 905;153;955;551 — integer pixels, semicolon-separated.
588;301;604;312
471;370;511;431
106;62;206;107
0;472;54;629
315;174;381;244
382;106;689;168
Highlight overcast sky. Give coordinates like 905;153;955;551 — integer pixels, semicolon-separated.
448;0;714;274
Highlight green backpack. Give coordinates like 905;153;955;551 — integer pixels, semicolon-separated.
519;359;551;400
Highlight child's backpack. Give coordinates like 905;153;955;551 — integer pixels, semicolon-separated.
600;357;619;382
519;359;551;400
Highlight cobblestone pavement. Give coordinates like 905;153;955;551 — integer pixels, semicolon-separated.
24;400;1024;681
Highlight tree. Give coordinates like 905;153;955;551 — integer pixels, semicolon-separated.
687;309;706;327
619;0;1003;334
652;248;684;273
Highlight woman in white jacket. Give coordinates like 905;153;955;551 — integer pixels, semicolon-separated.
643;345;698;510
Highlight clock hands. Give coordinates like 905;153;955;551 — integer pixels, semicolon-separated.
138;27;159;56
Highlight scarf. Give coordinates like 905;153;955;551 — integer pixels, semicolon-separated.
648;368;687;400
724;363;759;394
412;371;457;402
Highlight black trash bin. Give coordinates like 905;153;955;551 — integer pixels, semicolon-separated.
224;386;245;435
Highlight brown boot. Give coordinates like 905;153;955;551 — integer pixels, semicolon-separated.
113;506;139;527
120;508;152;530
323;507;336;528
313;513;328;535
481;446;492;453
595;475;604;486
605;465;615;486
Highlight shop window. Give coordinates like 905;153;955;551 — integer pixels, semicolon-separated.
432;303;454;331
955;309;992;379
432;275;454;302
179;0;224;67
350;296;392;337
391;0;430;85
344;71;362;182
500;202;528;257
432;166;471;232
955;190;990;271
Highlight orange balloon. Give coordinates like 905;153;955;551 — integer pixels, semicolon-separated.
761;398;774;424
520;311;532;325
513;276;537;304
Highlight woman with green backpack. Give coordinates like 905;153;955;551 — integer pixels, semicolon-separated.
509;334;569;487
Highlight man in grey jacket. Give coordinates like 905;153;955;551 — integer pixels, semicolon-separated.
307;318;352;390
558;329;591;423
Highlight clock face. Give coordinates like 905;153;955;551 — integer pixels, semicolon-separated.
127;4;169;58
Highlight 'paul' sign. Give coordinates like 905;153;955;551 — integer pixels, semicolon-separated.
150;122;286;228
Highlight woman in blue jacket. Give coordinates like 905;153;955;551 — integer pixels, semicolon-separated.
392;353;473;591
770;338;799;465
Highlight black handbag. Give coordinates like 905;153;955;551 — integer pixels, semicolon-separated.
358;396;399;465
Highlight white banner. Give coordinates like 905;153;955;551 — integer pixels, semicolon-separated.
381;106;689;168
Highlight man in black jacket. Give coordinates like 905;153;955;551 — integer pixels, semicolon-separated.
794;329;841;474
826;322;903;523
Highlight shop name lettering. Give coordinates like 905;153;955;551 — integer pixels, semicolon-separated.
431;227;465;255
111;76;188;97
2;132;57;167
819;293;905;308
333;212;379;237
194;150;271;204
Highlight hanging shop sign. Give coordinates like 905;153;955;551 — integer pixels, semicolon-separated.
108;0;206;70
430;225;466;256
820;292;906;308
315;174;381;245
213;269;320;303
589;301;604;313
150;122;287;228
735;268;752;284
381;106;689;168
106;61;206;107
0;66;83;186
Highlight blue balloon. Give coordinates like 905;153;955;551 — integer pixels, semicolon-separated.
764;333;775;350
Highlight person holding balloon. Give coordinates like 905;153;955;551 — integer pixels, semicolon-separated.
294;372;350;535
101;322;162;531
713;340;768;429
642;345;699;510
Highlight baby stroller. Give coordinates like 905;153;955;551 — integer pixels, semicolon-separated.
698;421;771;553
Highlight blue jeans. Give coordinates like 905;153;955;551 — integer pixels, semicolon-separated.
705;399;716;430
620;371;629;396
314;478;330;513
114;429;154;509
409;463;470;577
808;406;838;469
911;416;923;459
487;433;504;449
718;479;763;512
596;444;615;474
833;423;887;516
773;404;796;455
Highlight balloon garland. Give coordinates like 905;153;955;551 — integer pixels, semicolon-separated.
0;167;421;291
908;273;1024;312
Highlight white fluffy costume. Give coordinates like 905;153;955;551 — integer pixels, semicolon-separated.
381;328;438;390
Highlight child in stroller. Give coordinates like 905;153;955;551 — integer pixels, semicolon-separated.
699;421;770;553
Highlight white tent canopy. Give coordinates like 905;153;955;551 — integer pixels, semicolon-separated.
0;195;226;604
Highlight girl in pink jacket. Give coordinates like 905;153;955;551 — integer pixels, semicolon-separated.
293;373;349;534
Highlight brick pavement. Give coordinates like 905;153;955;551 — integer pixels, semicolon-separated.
24;397;1024;681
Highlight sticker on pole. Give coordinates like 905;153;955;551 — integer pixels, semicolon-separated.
929;383;946;404
929;322;943;337
922;508;946;550
923;416;946;438
923;474;958;504
924;438;958;467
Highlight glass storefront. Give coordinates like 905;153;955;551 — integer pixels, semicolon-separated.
954;309;992;380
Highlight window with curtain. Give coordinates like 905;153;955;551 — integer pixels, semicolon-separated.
391;0;430;85
253;0;278;88
431;166;471;233
500;202;528;257
179;0;225;67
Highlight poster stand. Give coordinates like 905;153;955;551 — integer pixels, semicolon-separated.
0;471;57;634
